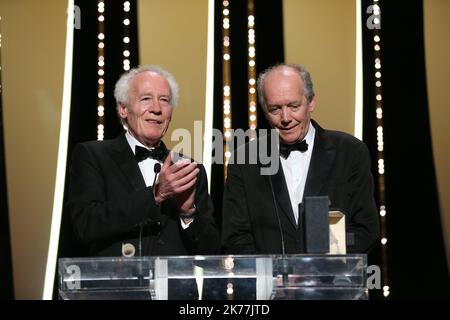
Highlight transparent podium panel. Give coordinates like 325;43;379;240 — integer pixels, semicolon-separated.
271;254;368;300
153;255;273;300
58;254;368;300
58;257;155;300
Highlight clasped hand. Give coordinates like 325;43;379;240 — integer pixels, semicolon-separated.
154;152;198;214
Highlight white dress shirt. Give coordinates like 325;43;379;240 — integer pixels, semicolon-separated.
279;123;315;224
125;131;161;187
125;131;192;229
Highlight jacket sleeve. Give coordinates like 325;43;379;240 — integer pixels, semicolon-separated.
346;142;380;253
180;164;221;254
67;143;161;245
221;163;257;254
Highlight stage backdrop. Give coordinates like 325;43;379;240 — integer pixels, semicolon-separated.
284;0;356;135
424;0;450;261
0;0;66;299
138;0;209;162
0;0;449;299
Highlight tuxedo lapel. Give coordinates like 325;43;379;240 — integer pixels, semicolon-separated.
269;161;298;229
304;122;336;198
109;134;146;191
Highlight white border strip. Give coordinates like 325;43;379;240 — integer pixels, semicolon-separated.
202;0;215;191
354;0;363;140
43;0;74;299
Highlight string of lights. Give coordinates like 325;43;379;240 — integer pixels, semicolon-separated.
122;1;131;72
96;0;105;141
247;0;257;138
371;0;390;299
222;0;232;178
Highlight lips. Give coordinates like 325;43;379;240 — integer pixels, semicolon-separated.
145;119;161;124
279;126;295;132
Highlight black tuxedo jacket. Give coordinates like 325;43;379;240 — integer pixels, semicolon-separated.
67;133;220;256
222;120;380;254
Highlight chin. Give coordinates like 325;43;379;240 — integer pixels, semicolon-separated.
280;134;301;144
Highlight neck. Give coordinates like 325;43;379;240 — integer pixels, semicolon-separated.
127;130;160;148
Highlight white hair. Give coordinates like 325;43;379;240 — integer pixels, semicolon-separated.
114;65;179;125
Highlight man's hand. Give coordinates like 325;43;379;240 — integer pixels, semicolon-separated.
154;152;199;210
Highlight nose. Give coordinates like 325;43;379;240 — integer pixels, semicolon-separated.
280;106;290;124
147;99;162;114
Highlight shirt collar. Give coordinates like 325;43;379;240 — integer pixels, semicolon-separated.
125;131;148;154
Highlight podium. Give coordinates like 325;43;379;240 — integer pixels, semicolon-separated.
58;254;367;300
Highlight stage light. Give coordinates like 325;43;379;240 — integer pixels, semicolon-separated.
96;0;105;141
222;1;232;176
246;0;257;139
122;1;132;72
371;1;389;299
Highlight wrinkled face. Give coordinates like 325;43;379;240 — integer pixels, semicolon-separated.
263;68;316;144
119;71;173;147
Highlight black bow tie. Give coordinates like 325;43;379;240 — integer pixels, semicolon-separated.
135;145;167;162
279;140;308;159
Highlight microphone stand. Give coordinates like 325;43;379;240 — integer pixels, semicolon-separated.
138;162;161;289
268;177;290;287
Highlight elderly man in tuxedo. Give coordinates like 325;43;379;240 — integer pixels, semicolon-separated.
222;63;379;254
67;65;220;257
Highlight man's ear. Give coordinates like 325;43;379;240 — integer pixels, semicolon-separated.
118;103;127;119
308;95;317;112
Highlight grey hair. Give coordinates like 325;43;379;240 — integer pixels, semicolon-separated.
114;65;179;125
256;63;315;111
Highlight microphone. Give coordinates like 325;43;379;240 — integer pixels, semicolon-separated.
152;162;162;185
138;162;162;257
268;176;290;286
